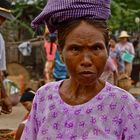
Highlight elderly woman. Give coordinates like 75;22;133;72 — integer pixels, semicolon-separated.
21;0;140;140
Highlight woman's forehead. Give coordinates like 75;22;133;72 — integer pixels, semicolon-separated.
65;22;105;44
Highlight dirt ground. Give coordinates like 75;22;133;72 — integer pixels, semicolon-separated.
0;103;27;130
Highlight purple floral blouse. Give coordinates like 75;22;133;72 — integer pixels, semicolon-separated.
21;81;140;140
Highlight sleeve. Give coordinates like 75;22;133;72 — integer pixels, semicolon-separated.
20;91;40;140
122;99;140;139
129;43;135;55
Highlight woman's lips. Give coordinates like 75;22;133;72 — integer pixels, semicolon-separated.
79;71;96;78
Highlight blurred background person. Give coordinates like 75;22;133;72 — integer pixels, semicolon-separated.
44;33;57;82
100;56;118;85
14;88;35;140
53;50;68;81
116;31;135;76
109;35;125;74
44;29;68;82
131;37;140;85
0;0;14;114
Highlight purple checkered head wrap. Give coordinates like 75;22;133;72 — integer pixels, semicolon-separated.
32;0;111;33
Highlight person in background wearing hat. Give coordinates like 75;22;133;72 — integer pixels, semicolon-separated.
116;31;135;76
0;0;14;114
21;0;140;139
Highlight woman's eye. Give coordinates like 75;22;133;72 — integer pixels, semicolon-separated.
92;45;104;51
71;46;80;52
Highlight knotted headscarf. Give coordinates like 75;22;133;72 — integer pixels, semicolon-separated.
32;0;111;33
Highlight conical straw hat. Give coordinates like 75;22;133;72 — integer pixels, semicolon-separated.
119;31;130;38
0;0;14;20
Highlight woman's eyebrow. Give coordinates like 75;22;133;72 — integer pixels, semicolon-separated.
67;43;82;47
88;42;105;47
66;42;105;47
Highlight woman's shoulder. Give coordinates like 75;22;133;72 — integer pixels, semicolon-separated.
126;42;134;47
36;80;62;97
106;82;131;95
100;82;140;115
105;82;137;104
31;81;63;111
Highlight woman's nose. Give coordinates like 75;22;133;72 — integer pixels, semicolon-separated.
80;53;92;67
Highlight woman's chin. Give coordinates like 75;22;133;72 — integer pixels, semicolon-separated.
76;77;97;86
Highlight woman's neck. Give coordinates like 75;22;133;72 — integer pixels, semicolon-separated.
120;41;127;45
60;78;105;105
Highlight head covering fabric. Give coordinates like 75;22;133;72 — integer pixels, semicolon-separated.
32;0;111;33
0;0;14;20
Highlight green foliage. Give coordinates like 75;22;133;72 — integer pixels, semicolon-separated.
10;0;140;40
109;0;140;33
11;0;47;40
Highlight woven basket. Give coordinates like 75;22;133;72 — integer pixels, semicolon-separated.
118;74;132;91
0;129;14;140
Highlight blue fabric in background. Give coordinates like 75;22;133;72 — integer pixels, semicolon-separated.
53;51;68;80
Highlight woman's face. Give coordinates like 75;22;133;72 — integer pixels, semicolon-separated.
62;21;108;85
120;37;127;43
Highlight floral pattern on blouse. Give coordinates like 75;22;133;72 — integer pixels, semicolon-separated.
21;81;140;140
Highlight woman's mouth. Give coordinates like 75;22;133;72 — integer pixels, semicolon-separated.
79;71;96;78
